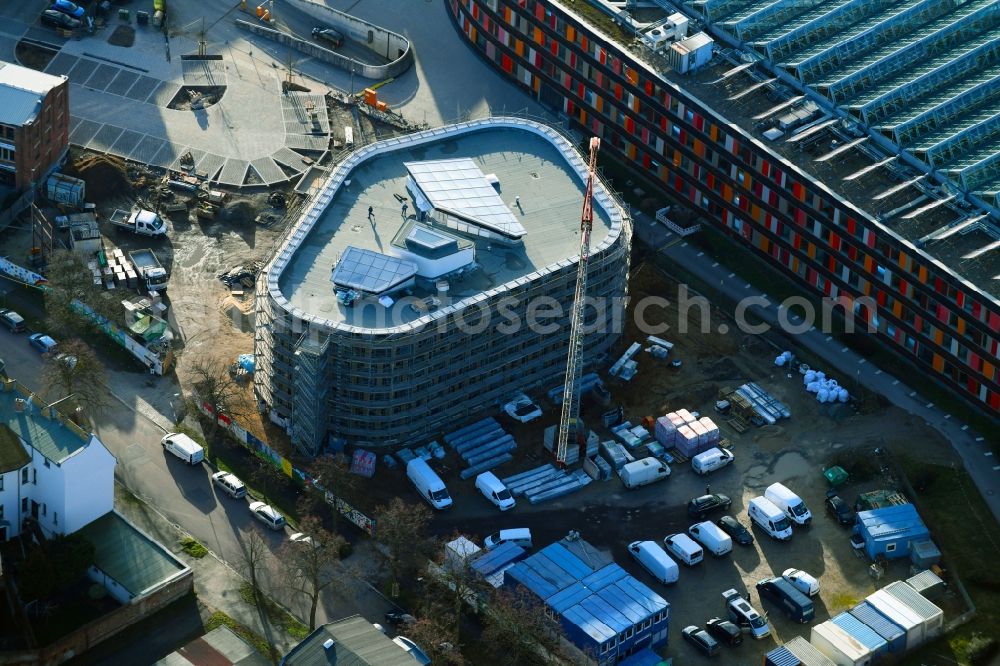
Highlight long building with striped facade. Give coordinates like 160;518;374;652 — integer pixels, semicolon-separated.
446;0;1000;417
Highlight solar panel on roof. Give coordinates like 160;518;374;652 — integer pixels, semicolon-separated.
331;246;417;295
405;158;527;240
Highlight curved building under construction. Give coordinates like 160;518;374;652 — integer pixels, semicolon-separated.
255;117;631;455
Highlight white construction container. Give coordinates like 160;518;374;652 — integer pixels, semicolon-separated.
810;621;873;666
883;581;944;638
865;589;925;649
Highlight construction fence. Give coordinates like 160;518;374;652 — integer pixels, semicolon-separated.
195;400;377;536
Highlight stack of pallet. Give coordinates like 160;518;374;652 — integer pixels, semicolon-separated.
654;409;720;457
542;425;599;465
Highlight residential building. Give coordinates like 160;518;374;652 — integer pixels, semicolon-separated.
280;615;419;666
255;117;631;455
154;626;271;666
0;60;69;190
0;379;116;542
446;0;1000;418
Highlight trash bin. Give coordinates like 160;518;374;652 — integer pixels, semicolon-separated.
136;10;149;25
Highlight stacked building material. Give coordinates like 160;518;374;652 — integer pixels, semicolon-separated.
501;465;592;504
446;417;516;479
735;382;791;425
542;426;599;465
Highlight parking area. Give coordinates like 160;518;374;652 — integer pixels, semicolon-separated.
410;265;962;663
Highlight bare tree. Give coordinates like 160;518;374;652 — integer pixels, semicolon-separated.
43;249;120;332
189;355;249;433
428;533;490;643
482;588;567;666
402;617;467;666
238;527;270;604
374;497;432;593
307;453;358;527
39;338;108;419
279;516;346;630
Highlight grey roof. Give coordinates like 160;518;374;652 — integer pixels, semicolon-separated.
76;511;189;597
155;626;271;666
0;60;65;126
281;616;419;666
273;121;621;331
405;158;526;240
332;246;417;295
390;220;473;258
0;385;90;463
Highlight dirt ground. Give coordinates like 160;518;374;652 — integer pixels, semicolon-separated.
363;258;966;663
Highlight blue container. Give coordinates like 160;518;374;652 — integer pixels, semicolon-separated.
765;646;801;666
832;611;889;658
850;601;906;652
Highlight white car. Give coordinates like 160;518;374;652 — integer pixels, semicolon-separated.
392;636;431;665
249;501;286;531
502;392;542;423
782;568;820;597
211;471;247;499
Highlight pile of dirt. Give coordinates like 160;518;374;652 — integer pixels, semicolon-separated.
107;25;135;48
65;154;133;202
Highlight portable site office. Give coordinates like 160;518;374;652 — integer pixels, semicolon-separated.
883;580;944;638
865;589;926;650
849;601;907;653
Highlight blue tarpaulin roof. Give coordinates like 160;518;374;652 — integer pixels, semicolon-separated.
581;562;628;591
471;541;525;576
619;649;668;666
849;602;905;651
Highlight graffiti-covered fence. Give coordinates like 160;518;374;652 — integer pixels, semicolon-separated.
195;400;376;535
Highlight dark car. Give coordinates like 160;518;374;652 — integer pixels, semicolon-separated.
682;625;720;656
688;494;732;520
705;617;743;646
0;309;26;333
311;27;344;48
41;8;81;29
717;515;754;546
825;493;856;526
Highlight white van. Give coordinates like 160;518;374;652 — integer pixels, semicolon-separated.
406;458;452;510
484;527;532;550
765;482;812;525
691;447;735;475
749;496;793;540
663;533;703;566
688;521;733;556
628;540;679;584
161;433;205;465
475;471;516;511
619;457;670;489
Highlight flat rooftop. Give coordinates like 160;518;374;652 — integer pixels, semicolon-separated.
0;383;90;464
558;1;1000;299
272;119;621;332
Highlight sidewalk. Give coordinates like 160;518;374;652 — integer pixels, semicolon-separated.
631;210;1000;526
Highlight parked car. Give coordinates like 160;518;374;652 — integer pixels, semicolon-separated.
311;27;344;48
782;568;820;597
502;392;542;423
705;617;743;646
717;515;754;546
211;471;247;498
0;309;25;333
392;636;431;666
249;501;286;531
687;493;732;520
41;8;81;29
28;333;58;353
825;492;855;526
681;625;720;657
51;0;85;18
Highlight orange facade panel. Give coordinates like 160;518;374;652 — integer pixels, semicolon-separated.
918;265;928;283
534;27;543;44
515;39;524;56
932;354;945;372
567;25;575;41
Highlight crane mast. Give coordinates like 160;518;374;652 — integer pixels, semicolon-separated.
556;136;600;466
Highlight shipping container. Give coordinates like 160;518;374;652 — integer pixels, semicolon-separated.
850;601;906;652
46;173;86;206
884;580;944;638
831;612;888;658
785;636;837;666
865;589;925;649
906;569;945;601
765;646;802;666
810;621;873;666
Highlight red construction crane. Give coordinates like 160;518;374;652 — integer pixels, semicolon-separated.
556;136;600;467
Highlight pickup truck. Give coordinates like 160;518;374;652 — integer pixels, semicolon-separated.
109;208;167;237
128;249;168;292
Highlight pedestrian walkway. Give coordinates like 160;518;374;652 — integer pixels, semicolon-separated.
631;210;1000;525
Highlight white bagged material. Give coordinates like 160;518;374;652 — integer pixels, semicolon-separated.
838;388;849;403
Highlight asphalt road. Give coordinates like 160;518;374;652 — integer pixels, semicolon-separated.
0;317;392;634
